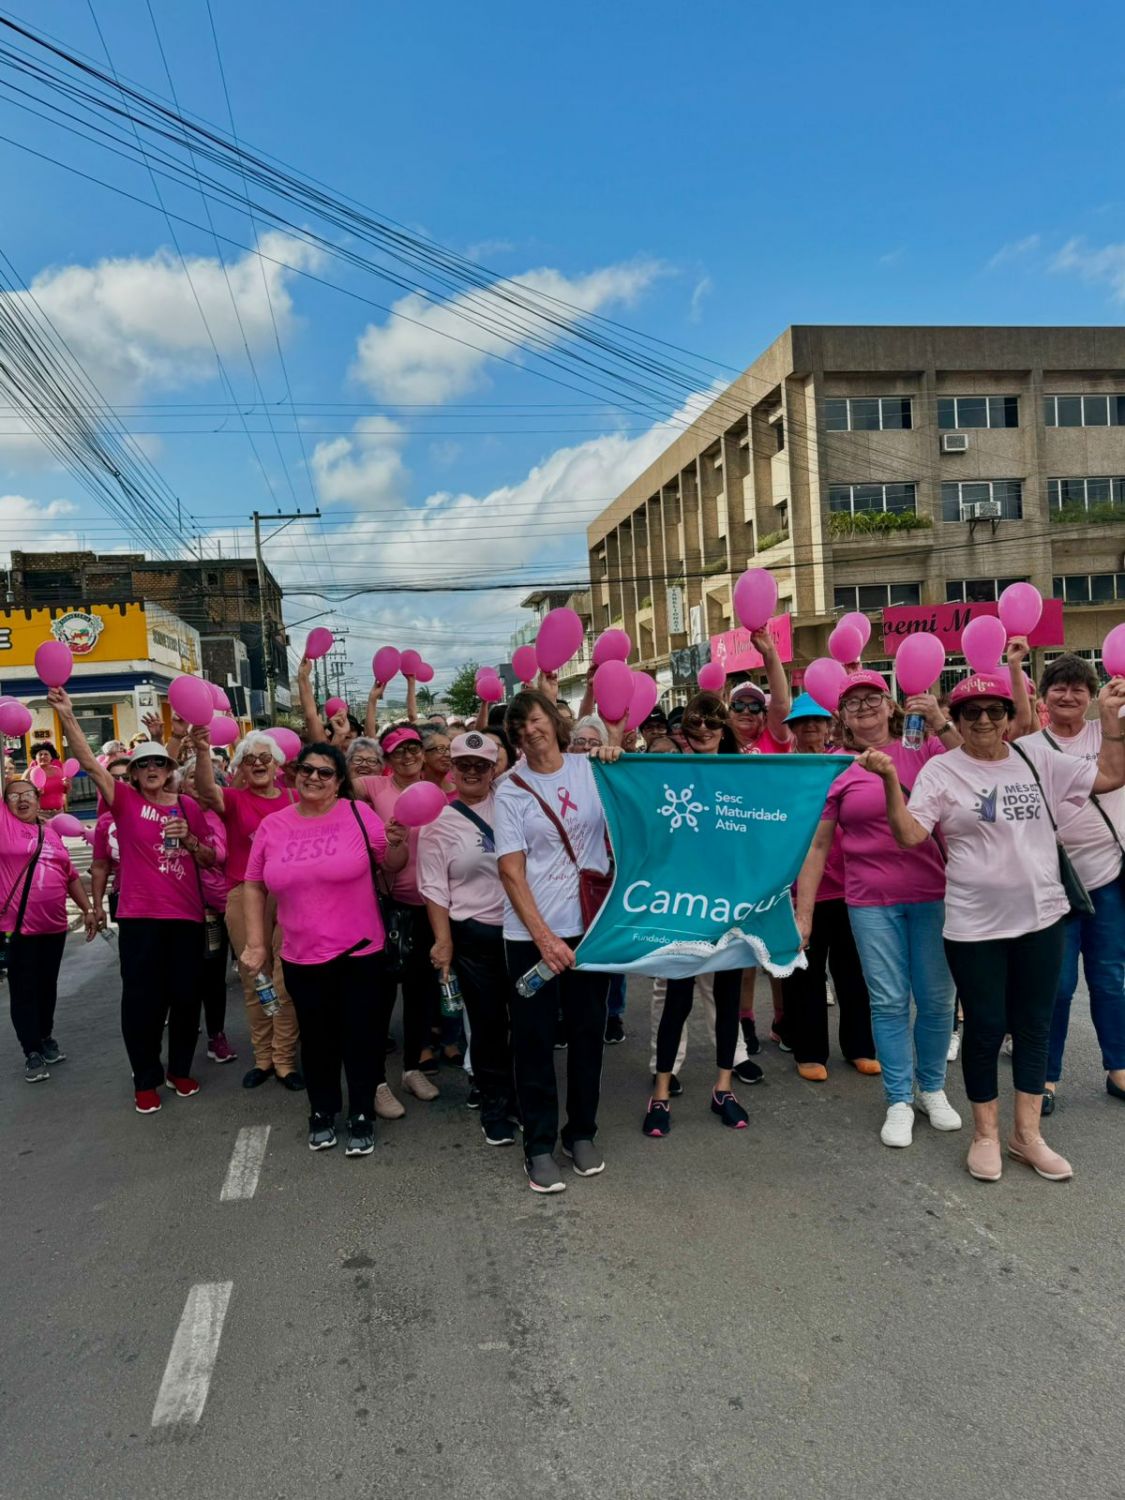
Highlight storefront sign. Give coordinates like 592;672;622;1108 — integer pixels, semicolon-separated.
881;600;1064;657
0;602;200;673
710;613;792;673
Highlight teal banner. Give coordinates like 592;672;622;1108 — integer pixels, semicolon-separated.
576;754;850;978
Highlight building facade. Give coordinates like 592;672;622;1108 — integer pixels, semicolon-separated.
510;588;594;708
587;325;1125;699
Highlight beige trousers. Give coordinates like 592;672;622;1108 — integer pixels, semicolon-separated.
224;882;299;1074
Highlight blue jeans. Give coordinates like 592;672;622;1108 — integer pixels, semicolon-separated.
607;974;626;1019
848;902;955;1105
1047;875;1125;1082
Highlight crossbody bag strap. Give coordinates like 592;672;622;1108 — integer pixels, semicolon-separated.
1042;729;1124;853
508;773;579;867
1009;741;1057;833
450;799;495;844
9;825;45;936
348;798;383;891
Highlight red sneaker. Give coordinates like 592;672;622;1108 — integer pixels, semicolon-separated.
165;1075;200;1098
206;1033;237;1064
135;1088;162;1114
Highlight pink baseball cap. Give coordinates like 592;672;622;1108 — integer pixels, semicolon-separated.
450;731;498;763
950;673;1013;706
381;726;422;755
839;670;891;699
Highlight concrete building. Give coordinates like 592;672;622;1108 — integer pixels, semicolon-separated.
510;588;594;708
587;326;1125;699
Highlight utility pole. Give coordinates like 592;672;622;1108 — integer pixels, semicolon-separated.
251;508;320;720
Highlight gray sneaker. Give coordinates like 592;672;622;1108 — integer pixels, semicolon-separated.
40;1038;66;1065
525;1154;566;1193
24;1052;49;1083
308;1114;337;1151
562;1139;605;1177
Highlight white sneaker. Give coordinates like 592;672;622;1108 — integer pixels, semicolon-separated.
1001;1035;1013;1057
881;1102;915;1148
947;1030;961;1063
915;1089;963;1131
402;1069;439;1102
374;1082;406;1119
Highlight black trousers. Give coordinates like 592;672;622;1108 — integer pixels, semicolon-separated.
656;968;742;1074
8;930;67;1057
505;937;609;1160
283;951;390;1120
202;914;230;1038
118;918;204;1090
393;901;442;1072
450;917;515;1124
944;919;1066;1102
781;898;875;1065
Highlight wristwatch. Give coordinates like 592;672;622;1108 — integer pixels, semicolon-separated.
939;720;955;735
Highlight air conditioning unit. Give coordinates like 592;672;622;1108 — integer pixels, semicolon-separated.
942;433;969;453
964;500;1001;520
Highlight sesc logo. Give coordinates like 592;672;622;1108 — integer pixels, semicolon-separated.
658;783;708;833
50;611;105;656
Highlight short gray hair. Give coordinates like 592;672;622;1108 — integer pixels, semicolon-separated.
571;714;608;744
231;731;285;771
346;736;382;763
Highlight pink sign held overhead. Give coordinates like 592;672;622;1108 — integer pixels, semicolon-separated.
881;600;1064;657
710;614;792;674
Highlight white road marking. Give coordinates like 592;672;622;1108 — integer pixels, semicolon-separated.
220;1125;270;1202
151;1282;233;1428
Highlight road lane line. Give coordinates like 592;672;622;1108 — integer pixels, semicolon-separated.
151;1282;233;1428
220;1125;270;1201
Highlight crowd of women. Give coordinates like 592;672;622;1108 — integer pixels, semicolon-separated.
5;626;1124;1193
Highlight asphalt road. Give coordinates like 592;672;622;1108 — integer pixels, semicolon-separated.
2;937;1123;1500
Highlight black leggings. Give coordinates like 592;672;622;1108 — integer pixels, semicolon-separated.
394;901;441;1071
8;930;67;1056
450;917;515;1124
944;919;1066;1102
282;951;390;1120
118;918;204;1090
656;968;742;1075
781;898;874;1065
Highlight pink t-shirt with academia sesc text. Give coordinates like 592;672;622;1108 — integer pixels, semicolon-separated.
220;785;297;884
907;740;1097;942
417;794;503;925
0;809;77;935
245;799;388;965
360;775;423;904
111;780;212;922
823;737;947;908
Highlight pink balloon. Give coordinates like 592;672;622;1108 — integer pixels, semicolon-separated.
50;813;85;838
415;662;435;684
63;757;80;778
895;633;947;695
264;726;301;761
325;697;348;719
209;716;240;748
592;628;631;667
395;780;447;829
208;681;231;712
698;662;726;694
34;640;74;688
627;671;660;731
400;649;423;678
305;627;334;660
961;615;1008;674
512;645;539;684
168;674;216;725
593;660;633;722
1103;623;1125;677
29;765;46;789
373;646;401;684
838;611;872;649
828;622;864;665
535;607;585;672
804;658;849;714
477;674;503;704
0;701;33;737
997;582;1043;637
733;569;778;632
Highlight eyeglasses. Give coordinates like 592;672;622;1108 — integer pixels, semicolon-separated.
296;765;337;781
683;715;724;732
241;753;275;768
842;693;886;714
390;743;423;757
729;699;765;715
569;737;602;750
958;702;1008;723
424;745;451;756
350;755;380;768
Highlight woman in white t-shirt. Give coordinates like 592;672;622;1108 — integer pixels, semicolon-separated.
862;671;1125;1184
495;690;617;1195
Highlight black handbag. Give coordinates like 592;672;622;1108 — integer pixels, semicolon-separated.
349;801;413;976
1009;742;1095;917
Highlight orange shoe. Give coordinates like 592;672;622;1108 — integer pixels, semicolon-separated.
796;1062;828;1082
851;1058;882;1076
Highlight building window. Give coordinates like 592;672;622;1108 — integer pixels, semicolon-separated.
828;482;917;517
1051;572;1125;604
937;395;1019;429
834;582;922;611
1047;476;1125;514
206;571;219;587
1044;394;1125;427
824;397;913;432
945;577;1027;603
940;479;1023;521
775;419;785;452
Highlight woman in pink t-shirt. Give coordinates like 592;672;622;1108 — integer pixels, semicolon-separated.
796;670;964;1151
866;671;1125;1184
50;687;218;1115
2;777;98;1081
32;745;69;814
241;742;406;1157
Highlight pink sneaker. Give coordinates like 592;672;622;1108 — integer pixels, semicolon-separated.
207;1033;237;1064
1008;1136;1073;1181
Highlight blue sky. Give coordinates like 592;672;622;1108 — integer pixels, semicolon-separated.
2;0;1124;686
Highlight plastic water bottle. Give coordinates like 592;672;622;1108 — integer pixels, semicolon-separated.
439;973;464;1017
902;711;926;751
255;971;280;1018
162;805;181;851
516;960;554;998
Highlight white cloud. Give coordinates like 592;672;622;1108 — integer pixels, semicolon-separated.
0;493;82;564
351;259;667;404
310;417;407;507
1051;236;1125;302
689;276;713;322
987;234;1041;269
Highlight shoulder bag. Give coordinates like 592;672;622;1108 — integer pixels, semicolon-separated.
1009;741;1095;917
508;773;613;930
1041;729;1124;881
349;799;412;976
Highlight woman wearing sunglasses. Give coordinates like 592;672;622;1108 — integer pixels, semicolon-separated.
727;629;793;754
865;671;1125;1183
191;731;304;1090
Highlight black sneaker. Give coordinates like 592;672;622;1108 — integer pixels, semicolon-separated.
711;1089;749;1130
308;1113;337;1151
465;1085;482;1110
242;1066;275;1089
651;1072;684;1097
482;1118;517;1147
740;1017;761;1055
643;1098;671;1137
733;1058;764;1086
24;1052;49;1083
604;1015;625;1045
345;1115;375;1156
40;1037;66;1065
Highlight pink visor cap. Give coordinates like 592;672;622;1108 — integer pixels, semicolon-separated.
949;673;1013;707
839;670;891;699
382;727;422;755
